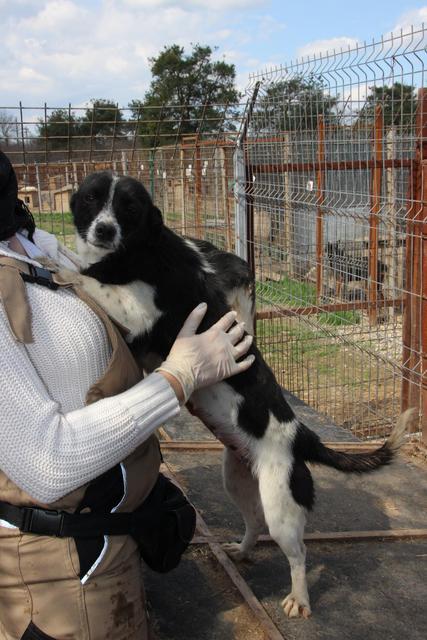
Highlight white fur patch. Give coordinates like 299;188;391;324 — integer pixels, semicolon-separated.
251;415;298;478
71;274;163;342
226;286;255;334
75;234;111;269
183;238;216;274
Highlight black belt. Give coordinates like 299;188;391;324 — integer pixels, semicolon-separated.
0;501;147;538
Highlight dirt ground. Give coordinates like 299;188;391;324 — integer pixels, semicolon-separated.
144;399;427;640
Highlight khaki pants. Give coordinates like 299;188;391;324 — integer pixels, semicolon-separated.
0;527;151;640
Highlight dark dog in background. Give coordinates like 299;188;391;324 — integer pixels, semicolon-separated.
326;241;387;301
65;172;411;618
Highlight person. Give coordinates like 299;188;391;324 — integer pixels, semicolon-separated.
0;150;254;640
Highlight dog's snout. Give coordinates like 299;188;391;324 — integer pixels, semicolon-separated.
95;222;116;242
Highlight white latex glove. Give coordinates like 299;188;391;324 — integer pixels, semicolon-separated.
156;303;255;403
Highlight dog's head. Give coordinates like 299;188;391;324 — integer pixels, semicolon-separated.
70;171;163;265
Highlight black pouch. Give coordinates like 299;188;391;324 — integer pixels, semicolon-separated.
131;473;196;573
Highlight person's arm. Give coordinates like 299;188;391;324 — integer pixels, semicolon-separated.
0;310;180;503
0;303;253;504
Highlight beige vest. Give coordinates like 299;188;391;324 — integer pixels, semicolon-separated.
0;255;161;512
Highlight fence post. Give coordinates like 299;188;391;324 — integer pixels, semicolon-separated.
283;132;293;278
195;142;202;238
180;146;186;235
316;115;325;300
385;128;397;318
402;88;427;439
421;159;427;442
368;105;383;325
245;162;255;276
233;81;261;265
233;146;247;260
220;146;233;252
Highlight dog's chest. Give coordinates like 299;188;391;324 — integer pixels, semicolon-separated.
76;275;163;342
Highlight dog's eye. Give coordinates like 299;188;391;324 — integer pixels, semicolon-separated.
84;194;96;203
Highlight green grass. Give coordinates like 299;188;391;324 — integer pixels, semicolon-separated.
256;276;317;307
36;211;74;238
256;276;360;327
318;310;360;326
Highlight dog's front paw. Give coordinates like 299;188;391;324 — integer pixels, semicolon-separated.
282;593;311;619
222;542;248;562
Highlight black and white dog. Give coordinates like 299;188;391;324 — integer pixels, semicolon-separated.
68;172;411;618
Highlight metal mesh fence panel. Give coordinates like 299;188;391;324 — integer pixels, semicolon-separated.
1;26;426;442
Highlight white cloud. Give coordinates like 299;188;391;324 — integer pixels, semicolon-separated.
391;6;427;33
21;0;89;31
122;0;262;9
297;37;361;60
1;0;273;107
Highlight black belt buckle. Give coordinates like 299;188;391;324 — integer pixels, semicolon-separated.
21;507;65;537
23;265;59;290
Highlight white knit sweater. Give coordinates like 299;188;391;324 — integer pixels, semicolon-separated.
0;232;179;504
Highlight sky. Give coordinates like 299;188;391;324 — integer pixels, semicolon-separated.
1;0;427;109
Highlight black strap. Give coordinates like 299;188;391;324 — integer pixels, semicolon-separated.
21;264;59;290
0;501;145;538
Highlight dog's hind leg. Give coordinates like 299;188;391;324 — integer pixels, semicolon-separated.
222;448;265;561
257;460;311;618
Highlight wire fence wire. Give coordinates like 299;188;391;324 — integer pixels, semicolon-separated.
1;25;426;442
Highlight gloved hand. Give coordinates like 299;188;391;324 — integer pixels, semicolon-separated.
156;303;255;403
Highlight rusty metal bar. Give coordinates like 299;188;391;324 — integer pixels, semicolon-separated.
162;461;286;640
255;297;403;319
191;529;427;545
416;91;427;440
422;159;427;441
403;89;427;420
252;158;413;174
316;115;325;300
368;105;383;325
159;439;417;453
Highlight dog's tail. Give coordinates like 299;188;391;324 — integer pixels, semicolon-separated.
295;408;415;473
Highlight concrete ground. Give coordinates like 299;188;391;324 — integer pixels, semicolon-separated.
144;396;427;640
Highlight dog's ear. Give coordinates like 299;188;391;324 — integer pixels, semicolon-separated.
148;205;164;243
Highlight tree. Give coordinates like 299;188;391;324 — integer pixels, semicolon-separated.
252;75;338;134
129;44;240;147
79;99;126;139
36;108;79;151
37;101;127;155
358;83;417;129
0;111;18;149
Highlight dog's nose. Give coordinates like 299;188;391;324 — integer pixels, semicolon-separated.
95;222;116;242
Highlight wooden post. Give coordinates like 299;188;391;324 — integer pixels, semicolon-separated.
316;115;325;300
368;105;383;325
